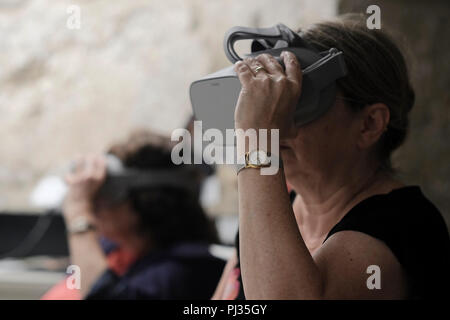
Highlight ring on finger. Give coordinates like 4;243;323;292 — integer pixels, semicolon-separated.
253;65;267;74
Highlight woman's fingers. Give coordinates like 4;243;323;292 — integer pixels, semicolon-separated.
255;53;284;76
281;51;302;90
83;154;106;184
83;155;96;180
243;57;270;80
65;155;84;184
235;54;286;82
93;155;107;181
234;61;254;87
233;51;302;135
66;154;106;185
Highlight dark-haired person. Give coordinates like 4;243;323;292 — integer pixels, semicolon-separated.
59;131;224;299
214;15;450;300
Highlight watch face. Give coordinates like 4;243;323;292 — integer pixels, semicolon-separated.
248;150;270;165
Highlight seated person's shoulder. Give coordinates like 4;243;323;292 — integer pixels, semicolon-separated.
126;243;225;299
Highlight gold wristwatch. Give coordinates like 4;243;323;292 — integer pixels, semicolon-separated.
236;150;272;175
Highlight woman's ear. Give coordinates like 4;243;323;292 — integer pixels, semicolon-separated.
357;103;390;149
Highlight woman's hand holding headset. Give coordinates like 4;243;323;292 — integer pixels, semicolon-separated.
233;51;302;140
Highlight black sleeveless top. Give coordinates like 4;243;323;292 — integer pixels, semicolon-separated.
234;186;450;299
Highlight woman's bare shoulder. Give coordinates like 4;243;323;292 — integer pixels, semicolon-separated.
313;230;408;299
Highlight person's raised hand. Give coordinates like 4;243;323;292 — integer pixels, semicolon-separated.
63;154;106;221
233;51;302;139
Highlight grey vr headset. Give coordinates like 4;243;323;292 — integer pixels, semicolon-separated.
190;23;348;144
95;155;199;204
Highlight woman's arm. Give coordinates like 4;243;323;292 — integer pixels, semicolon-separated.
63;155;108;298
238;167;323;299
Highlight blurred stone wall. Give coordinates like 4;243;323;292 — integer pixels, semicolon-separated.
339;0;450;226
0;0;337;211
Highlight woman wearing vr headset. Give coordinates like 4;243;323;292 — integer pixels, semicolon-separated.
213;15;449;299
58;130;224;299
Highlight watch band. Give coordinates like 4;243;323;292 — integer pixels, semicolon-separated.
236;162;270;175
236;151;282;175
67;216;97;235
